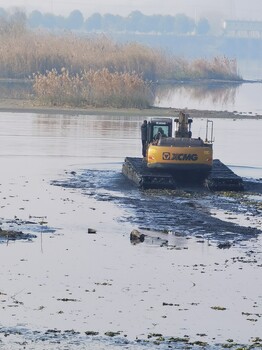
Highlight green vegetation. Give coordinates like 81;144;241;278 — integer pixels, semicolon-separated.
0;17;242;108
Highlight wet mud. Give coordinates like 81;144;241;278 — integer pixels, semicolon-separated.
0;217;56;244
52;169;262;246
1;325;262;350
0;168;261;350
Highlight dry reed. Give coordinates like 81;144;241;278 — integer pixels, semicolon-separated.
0;25;242;108
0;29;241;81
33;68;153;108
190;56;239;80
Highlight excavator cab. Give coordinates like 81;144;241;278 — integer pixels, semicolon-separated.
147;118;173;143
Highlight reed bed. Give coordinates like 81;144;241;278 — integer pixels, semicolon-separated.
33;68;153;108
0;30;241;81
0;26;242;107
190;56;239;80
0;32;162;81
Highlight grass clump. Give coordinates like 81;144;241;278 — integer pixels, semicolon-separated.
190;56;240;80
33;68;153;108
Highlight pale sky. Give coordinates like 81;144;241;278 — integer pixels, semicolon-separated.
0;0;261;20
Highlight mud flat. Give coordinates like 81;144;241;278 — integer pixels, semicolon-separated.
1;164;261;350
0;107;261;349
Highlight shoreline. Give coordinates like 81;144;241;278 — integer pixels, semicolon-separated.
0;98;261;119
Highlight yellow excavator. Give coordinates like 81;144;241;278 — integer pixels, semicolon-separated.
123;111;243;190
145;112;213;178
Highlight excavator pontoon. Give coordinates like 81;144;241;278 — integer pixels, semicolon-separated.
122;112;244;191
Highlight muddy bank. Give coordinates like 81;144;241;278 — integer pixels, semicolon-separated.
0;98;261;119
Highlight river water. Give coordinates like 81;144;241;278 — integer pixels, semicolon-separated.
1;78;262;117
155;82;262;116
153;58;262;114
0;112;261;349
0;112;261;177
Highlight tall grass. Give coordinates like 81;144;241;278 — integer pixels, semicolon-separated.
190;56;239;80
0;23;242;108
0;31;160;80
0;29;241;81
33;68;153;108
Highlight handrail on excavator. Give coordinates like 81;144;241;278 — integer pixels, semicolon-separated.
205;119;214;143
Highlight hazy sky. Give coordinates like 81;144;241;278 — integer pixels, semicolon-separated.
0;0;261;20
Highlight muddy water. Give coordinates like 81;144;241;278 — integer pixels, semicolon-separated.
0;112;261;349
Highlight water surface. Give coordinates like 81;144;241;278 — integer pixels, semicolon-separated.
155;82;262;116
0;112;261;349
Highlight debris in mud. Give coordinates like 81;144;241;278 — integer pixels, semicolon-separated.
217;241;232;249
211;306;227;311
85;331;99;336
130;229;145;243
57;298;79;302
167;336;190;344
0;227;36;241
104;331;121;337
0;216;56;242
95;281;112;286
88;228;97;234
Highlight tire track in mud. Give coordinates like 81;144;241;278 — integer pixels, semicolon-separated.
52;169;262;245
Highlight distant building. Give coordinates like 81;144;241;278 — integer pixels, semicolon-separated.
223;20;262;38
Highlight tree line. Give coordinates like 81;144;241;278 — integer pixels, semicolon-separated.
0;8;210;35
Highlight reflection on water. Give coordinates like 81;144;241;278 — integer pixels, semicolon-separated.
154;82;262;115
0;80;33;99
155;82;238;109
0;113;261;177
1;80;262;115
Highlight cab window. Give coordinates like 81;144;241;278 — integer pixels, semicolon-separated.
153;125;169;138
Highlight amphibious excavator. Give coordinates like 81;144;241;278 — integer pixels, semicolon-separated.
122;112;244;191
